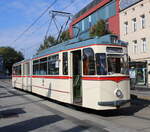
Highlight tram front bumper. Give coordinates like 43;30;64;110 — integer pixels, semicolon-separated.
98;100;130;108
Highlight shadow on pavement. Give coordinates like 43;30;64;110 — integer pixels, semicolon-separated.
0;108;25;118
62;125;90;132
0;115;64;132
62;97;150;117
0;85;6;88
13;86;150;118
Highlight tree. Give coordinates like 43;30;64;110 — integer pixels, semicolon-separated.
59;29;71;42
0;47;24;75
90;19;111;37
37;36;57;54
36;30;71;54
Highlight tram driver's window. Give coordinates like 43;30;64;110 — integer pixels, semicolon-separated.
108;57;121;73
83;48;95;75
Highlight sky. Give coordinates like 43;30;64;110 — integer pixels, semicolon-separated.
0;0;93;59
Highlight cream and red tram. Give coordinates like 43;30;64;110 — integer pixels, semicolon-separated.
12;35;130;110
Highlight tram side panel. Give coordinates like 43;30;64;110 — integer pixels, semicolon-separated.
45;78;72;103
12;76;23;89
31;77;72;103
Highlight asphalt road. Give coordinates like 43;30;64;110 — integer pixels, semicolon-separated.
0;79;150;132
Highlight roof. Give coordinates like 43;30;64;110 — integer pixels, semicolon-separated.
73;0;103;20
33;34;128;59
13;59;30;66
120;0;143;11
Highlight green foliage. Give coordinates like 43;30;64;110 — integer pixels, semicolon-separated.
59;29;71;42
0;47;24;74
36;29;71;54
90;19;111;37
37;36;57;54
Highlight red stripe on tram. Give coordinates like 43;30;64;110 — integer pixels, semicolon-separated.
12;75;72;79
32;76;73;79
82;76;130;83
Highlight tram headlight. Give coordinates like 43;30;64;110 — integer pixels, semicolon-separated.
115;90;123;98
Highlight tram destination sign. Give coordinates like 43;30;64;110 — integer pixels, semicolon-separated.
106;47;123;53
120;0;142;11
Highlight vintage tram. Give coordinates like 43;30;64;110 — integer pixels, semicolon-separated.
12;34;130;110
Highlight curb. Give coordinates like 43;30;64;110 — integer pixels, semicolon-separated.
131;93;150;101
136;95;150;101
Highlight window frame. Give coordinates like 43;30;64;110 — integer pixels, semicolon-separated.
48;54;59;75
140;14;145;29
132;18;137;32
62;52;68;75
83;48;96;75
141;38;146;53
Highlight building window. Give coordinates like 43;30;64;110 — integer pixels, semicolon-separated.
132;18;137;32
140;15;145;29
88;15;92;28
141;38;146;52
106;21;109;31
140;4;144;7
124;12;127;15
124;21;128;35
133;40;138;53
82;20;85;31
132;8;135;11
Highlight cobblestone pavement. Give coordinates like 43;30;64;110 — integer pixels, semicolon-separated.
0;79;150;132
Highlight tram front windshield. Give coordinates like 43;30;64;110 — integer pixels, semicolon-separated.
107;54;128;75
96;54;128;75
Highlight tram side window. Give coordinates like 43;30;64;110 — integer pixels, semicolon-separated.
96;53;107;75
63;52;68;75
83;48;95;75
33;60;40;75
48;55;59;75
13;65;21;75
40;58;47;75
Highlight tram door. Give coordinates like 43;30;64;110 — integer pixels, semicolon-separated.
72;50;82;105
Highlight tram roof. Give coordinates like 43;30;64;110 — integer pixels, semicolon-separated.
33;34;128;59
13;59;30;66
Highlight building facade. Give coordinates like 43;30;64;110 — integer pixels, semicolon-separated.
69;0;120;39
120;0;150;88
